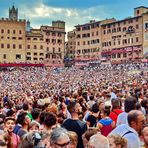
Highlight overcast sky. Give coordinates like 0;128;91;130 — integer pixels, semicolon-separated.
1;0;148;32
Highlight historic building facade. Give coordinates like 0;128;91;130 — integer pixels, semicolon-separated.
0;5;66;66
67;6;148;65
0;5;26;63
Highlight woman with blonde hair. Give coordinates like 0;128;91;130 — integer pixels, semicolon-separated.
108;134;127;148
68;131;78;148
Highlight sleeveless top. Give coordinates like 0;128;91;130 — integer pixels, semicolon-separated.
98;118;113;136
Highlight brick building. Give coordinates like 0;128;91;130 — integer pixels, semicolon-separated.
67;6;148;65
0;5;66;66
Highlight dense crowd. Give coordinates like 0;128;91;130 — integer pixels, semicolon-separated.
0;63;147;148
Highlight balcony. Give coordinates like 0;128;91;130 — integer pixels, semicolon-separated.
126;26;135;34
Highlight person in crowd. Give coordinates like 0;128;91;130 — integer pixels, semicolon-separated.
108;134;127;148
97;99;105;111
88;132;110;148
68;131;78;148
50;127;70;148
87;95;95;109
109;99;123;125
141;99;148;122
141;124;148;148
4;117;20;148
82;127;98;148
116;96;137;126
22;103;33;121
42;112;57;133
13;112;27;135
28;121;40;132
17;112;31;138
19;131;50;148
31;108;41;123
62;101;87;148
110;110;146;148
0;131;9;148
97;106;115;136
86;103;99;127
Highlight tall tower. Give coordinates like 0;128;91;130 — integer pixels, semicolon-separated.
52;21;65;29
9;4;18;21
26;20;32;32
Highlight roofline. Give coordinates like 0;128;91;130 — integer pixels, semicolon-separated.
75;20;101;27
101;15;142;26
134;6;148;9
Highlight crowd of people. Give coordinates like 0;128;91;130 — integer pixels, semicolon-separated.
0;63;147;148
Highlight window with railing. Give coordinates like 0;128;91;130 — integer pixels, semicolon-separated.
123;27;127;32
52;32;56;36
112;54;116;59
52;39;56;44
27;45;30;49
26;57;31;60
7;44;10;49
34;52;37;56
3;54;6;59
13;44;16;49
40;45;43;49
33;58;38;60
112;28;116;33
145;23;148;29
33;38;37;40
76;27;81;31
82;25;90;30
1;29;4;33
1;44;4;48
77;34;81;38
12;37;16;40
107;29;111;34
27;52;31;55
117;53;121;58
34;45;37;49
136;37;139;42
58;39;62;44
16;54;21;59
13;30;16;34
136;24;139;29
123;53;127;58
58;33;62;37
53;48;55;53
103;30;106;34
19;45;22;49
40;53;44;56
126;26;135;33
128;19;133;24
117;27;121;32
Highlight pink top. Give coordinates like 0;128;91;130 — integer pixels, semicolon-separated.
12;133;20;148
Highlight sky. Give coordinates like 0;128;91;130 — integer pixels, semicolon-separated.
1;0;148;33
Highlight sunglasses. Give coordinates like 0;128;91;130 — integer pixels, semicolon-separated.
54;141;70;147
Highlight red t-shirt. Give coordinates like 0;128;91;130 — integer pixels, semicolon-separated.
109;109;123;124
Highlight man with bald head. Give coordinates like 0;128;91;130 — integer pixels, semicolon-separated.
109;110;146;148
88;133;109;148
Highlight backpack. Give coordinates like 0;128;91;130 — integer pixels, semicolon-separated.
122;130;134;137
